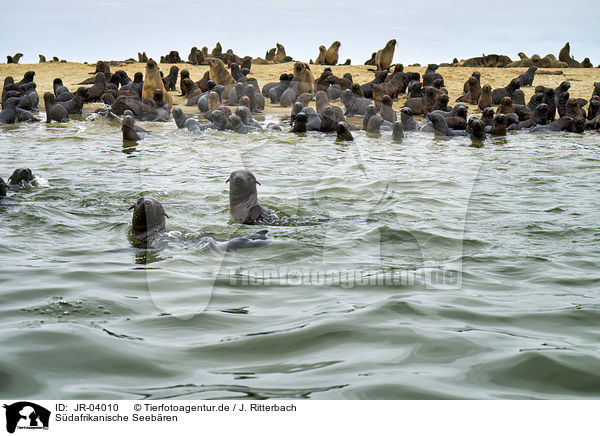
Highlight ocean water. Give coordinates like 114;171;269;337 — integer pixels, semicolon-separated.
1;114;599;400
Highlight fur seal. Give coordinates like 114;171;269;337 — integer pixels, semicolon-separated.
315;45;326;64
380;95;397;122
508;103;548;130
375;39;396;71
0;97;20;125
342;89;372;116
492;79;521;105
392;121;404;141
336;122;353;141
207;57;235;86
8;168;35;185
227;170;276;224
129;196;168;246
129;196;269;250
274;43;288;63
457;76;482;104
291;112;307;133
400;107;418;131
542;88;557;121
122;115;142;141
57;87;88;114
517;66;537;87
463;72;480;93
324;41;341;65
458;54;512;68
229;114;259;134
162;66;179;91
558;42;581;68
427;113;467;137
292;62;314;95
467;118;486;140
43;92;69;123
319;106;337;132
405;87;436;115
478;85;493;110
490;114;507;135
142;59;173;107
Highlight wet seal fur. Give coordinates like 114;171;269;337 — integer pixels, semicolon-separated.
227;170;277;224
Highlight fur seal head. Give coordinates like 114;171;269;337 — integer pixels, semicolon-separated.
130;196;168;245
227;170;264;223
8;168;34;185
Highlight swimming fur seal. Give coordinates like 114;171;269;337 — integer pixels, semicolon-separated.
227;170;276;224
9;168;35;185
392;121;404;141
129;196;168;246
129;196;269;250
122;115;142;141
336;121;353;141
43;92;69;123
427;113;467;137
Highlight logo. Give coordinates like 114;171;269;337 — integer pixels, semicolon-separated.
3;402;50;434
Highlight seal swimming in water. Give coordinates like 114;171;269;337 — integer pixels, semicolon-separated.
129;196;269;250
392;121;404;141
427;113;467;137
43;92;69;123
0;178;6;198
336;121;353;141
122;115;142;141
129;196;168;245
467;118;486;140
8;168;35;186
227;170;277;225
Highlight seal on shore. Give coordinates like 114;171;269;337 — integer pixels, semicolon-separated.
315;45;326;64
324;41;341;65
375;39;396;71
142;59;173;107
207;57;236;86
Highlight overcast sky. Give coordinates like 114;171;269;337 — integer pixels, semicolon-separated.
2;0;598;66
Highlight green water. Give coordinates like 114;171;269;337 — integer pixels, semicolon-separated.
1;115;599;399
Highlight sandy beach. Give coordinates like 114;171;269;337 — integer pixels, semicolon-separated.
1;62;597;116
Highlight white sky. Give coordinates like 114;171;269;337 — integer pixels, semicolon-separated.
2;0;598;66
